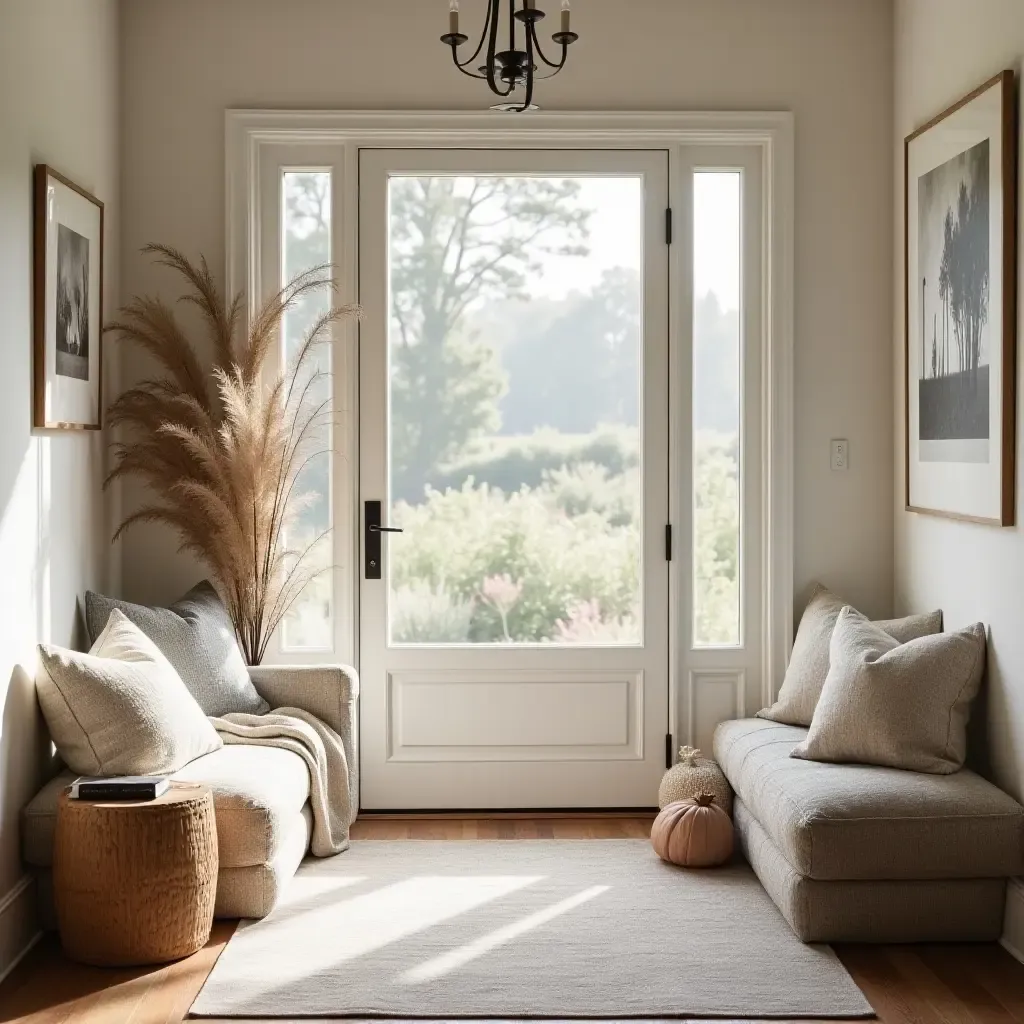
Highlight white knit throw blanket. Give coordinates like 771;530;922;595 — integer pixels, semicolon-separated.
211;708;351;856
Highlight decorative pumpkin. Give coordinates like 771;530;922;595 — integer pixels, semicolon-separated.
651;794;734;867
658;746;732;814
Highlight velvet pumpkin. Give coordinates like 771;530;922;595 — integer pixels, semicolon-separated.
651;794;734;867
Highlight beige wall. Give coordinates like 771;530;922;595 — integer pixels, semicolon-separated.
119;0;896;623
0;0;120;974
894;0;1024;798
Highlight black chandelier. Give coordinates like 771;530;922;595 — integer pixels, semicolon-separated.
441;0;578;113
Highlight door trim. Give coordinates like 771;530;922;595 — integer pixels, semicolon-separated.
225;109;795;772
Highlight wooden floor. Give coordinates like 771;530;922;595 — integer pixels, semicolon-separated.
3;814;1024;1024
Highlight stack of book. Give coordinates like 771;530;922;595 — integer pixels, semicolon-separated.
70;776;170;801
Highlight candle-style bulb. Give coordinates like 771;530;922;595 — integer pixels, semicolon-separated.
449;0;459;35
560;0;570;33
450;0;459;9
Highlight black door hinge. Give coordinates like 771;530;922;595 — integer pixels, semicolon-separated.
665;207;673;245
664;524;672;561
665;733;674;769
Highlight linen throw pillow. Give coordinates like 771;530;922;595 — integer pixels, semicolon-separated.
85;581;269;717
756;584;943;726
36;609;222;777
791;607;986;774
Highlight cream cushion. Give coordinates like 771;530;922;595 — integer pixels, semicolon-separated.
36;610;222;776
215;808;312;919
23;744;311;871
792;608;986;774
757;584;942;726
714;717;1024;880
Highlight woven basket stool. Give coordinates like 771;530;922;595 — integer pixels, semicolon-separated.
53;784;218;966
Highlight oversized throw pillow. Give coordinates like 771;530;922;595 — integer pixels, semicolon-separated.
85;581;269;717
791;607;986;774
36;609;223;776
756;584;942;726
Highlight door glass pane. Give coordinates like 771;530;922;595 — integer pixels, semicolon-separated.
387;175;643;646
692;171;742;647
281;169;332;650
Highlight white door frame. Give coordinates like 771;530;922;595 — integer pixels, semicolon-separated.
357;147;671;809
225;109;795;798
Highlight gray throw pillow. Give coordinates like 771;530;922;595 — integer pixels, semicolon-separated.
756;584;943;726
85;581;269;717
37;609;222;776
791;607;986;774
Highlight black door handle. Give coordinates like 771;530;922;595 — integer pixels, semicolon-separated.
365;500;401;579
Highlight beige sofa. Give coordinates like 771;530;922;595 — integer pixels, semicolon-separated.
22;664;358;922
714;718;1024;942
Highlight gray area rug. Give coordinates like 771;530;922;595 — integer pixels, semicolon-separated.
191;840;873;1019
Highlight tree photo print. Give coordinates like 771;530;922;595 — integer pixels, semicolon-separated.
917;140;990;464
55;223;90;380
905;70;1015;525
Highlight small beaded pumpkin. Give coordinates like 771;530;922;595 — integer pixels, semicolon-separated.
658;746;732;814
651;794;735;867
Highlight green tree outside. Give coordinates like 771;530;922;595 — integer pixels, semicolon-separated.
281;172;741;648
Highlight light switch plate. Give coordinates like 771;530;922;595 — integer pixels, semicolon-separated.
831;438;849;471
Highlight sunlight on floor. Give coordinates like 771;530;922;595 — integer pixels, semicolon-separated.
231;874;543;1002
400;884;610;983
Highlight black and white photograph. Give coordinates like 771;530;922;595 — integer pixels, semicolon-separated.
905;70;1016;524
33;164;104;429
916;139;990;464
55;223;90;380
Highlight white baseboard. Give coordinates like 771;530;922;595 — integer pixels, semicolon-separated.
0;874;40;985
1001;877;1024;964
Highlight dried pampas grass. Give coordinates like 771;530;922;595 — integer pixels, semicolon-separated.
105;244;359;664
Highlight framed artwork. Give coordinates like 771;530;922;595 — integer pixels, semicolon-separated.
905;70;1018;525
33;164;104;430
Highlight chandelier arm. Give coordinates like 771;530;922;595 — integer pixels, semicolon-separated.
527;19;563;69
484;0;514;97
451;56;489;81
517;24;536;112
531;54;570;81
454;0;494;71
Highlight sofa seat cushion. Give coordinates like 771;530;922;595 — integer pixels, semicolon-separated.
714;718;1024;881
215;807;312;919
23;745;310;870
734;797;1007;943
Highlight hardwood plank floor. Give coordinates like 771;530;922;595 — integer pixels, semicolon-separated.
3;814;1024;1024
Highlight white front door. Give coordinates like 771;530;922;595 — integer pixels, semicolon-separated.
358;149;670;809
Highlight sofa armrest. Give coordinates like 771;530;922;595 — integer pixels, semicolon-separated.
248;664;359;815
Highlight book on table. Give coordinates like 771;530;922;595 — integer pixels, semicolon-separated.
70;776;171;801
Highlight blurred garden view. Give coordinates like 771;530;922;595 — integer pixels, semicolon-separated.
280;170;741;649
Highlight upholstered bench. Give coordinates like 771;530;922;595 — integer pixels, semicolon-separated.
714;718;1024;942
22;664;359;923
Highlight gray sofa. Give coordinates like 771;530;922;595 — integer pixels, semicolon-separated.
714;717;1024;942
22;664;359;922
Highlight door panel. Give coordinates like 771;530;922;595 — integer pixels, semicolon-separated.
358;149;669;809
387;671;641;756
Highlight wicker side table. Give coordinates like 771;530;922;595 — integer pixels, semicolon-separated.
53;784;218;966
